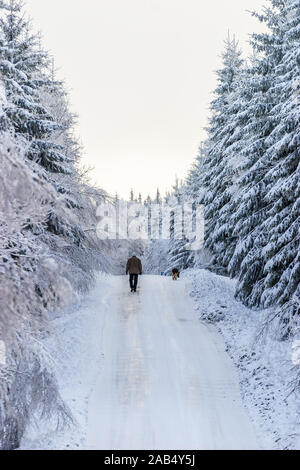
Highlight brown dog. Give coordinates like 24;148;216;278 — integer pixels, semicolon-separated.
172;269;180;280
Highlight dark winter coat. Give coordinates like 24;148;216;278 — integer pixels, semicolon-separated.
126;256;142;275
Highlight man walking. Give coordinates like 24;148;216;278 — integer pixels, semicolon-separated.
126;255;142;292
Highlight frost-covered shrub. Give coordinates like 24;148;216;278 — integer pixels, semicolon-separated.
193;249;213;270
143;240;169;274
0;137;72;449
0;352;72;450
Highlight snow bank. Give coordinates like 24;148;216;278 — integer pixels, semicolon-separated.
183;269;300;450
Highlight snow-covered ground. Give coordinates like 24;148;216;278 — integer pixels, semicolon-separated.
20;272;299;450
20;274;114;450
183;269;300;450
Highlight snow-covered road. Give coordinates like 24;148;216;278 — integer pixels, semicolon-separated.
86;275;260;450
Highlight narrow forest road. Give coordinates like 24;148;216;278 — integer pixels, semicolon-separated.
86;275;260;450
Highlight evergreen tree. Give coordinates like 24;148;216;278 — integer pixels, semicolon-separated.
166;179;192;272
0;0;84;245
185;143;206;203
200;35;243;270
37;75;85;243
155;188;162;204
167;236;191;272
0;0;69;174
227;1;289;308
237;0;300;329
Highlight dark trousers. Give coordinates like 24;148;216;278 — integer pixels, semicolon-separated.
129;274;139;291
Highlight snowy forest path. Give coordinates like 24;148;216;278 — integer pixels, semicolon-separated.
86;275;260;450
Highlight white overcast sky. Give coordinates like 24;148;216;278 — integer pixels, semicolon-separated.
26;0;266;199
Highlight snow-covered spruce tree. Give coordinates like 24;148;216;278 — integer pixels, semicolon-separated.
36;77;112;291
240;0;300;338
185;143;215;269
0;135;72;450
185;143;206;204
259;0;300;312
167;236;191;273
0;0;85;246
166;179;192;273
208;60;265;271
0;0;62;172
228;1;291;309
0;1;116;285
200;35;243;273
